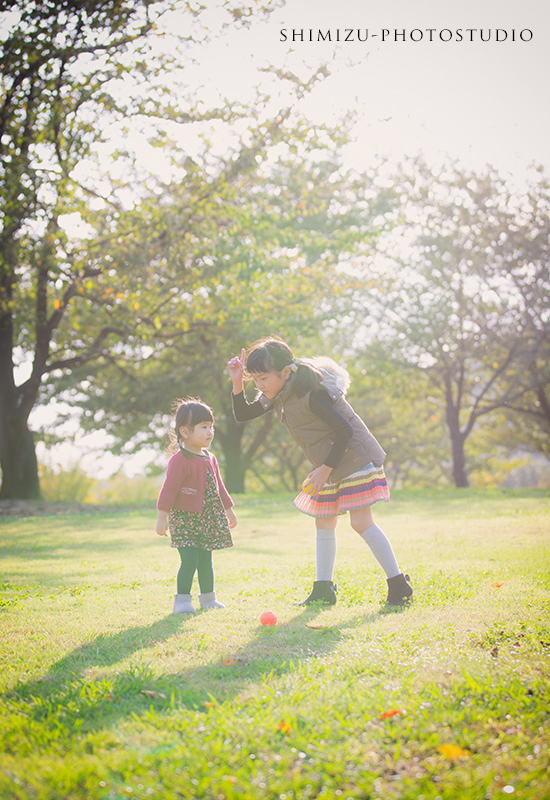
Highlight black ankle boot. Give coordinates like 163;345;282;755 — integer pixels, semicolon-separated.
385;573;413;606
300;580;338;606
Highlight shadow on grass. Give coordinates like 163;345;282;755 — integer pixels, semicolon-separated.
1;539;155;562
3;603;390;743
0;521;166;592
0;520;153;561
1;513;287;578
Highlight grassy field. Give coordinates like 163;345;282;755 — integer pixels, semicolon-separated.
1;489;549;800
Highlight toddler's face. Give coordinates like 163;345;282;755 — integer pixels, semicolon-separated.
180;421;214;453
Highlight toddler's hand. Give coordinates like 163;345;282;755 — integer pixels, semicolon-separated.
156;521;169;537
226;507;237;529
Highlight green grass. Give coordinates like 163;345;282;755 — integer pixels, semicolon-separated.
1;488;549;800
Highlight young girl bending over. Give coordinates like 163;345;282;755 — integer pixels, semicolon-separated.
156;398;237;614
227;337;412;607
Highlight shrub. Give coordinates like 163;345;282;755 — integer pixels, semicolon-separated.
38;461;96;502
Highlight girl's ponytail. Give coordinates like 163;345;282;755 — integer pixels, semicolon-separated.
287;359;324;398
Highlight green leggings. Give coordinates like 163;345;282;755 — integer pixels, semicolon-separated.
177;546;214;594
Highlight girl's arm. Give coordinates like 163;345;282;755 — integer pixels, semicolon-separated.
309;390;353;467
228;347;271;422
232;390;271;422
304;391;354;493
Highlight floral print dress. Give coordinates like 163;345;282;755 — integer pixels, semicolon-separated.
169;460;233;551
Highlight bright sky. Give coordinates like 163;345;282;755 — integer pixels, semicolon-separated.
178;0;550;178
29;0;550;478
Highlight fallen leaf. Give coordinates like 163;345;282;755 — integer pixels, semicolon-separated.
491;581;504;589
491;646;499;658
277;721;292;733
306;624;326;630
140;689;166;700
438;743;470;760
203;701;216;708
222;658;236;667
380;709;406;719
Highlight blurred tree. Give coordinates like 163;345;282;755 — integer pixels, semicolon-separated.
51;152;395;493
352;159;550;487
343;355;451;489
500;398;550;460
492;172;550;459
0;0;305;498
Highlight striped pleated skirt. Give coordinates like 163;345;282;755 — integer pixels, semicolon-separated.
293;463;390;518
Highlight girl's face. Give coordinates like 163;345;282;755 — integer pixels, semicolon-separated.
250;367;291;399
179;420;214;454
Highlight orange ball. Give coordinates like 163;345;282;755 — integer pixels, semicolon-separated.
260;611;277;627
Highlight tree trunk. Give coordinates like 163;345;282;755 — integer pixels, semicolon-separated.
0;304;41;499
218;418;247;494
218;406;274;494
0;422;41;499
537;386;550;427
0;355;42;496
447;419;469;488
442;375;470;488
222;440;247;494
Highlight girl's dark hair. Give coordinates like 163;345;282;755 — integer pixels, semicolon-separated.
168;398;214;452
245;336;323;398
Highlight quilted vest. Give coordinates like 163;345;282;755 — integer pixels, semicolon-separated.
260;367;386;483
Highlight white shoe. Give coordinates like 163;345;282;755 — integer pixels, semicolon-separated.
173;594;196;614
199;591;225;610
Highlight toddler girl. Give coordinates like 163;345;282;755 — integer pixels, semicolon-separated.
227;337;412;607
156;398;236;613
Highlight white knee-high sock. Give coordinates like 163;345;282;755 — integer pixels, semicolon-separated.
359;523;400;579
315;528;337;581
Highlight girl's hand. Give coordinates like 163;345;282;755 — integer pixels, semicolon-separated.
305;464;333;496
156;512;169;537
227;348;245;391
226;507;237;529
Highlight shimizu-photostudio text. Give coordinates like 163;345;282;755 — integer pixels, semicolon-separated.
279;29;533;43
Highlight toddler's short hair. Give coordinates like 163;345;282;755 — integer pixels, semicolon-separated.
173;398;213;444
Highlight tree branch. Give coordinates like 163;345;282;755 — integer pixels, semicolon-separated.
42;326;128;373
